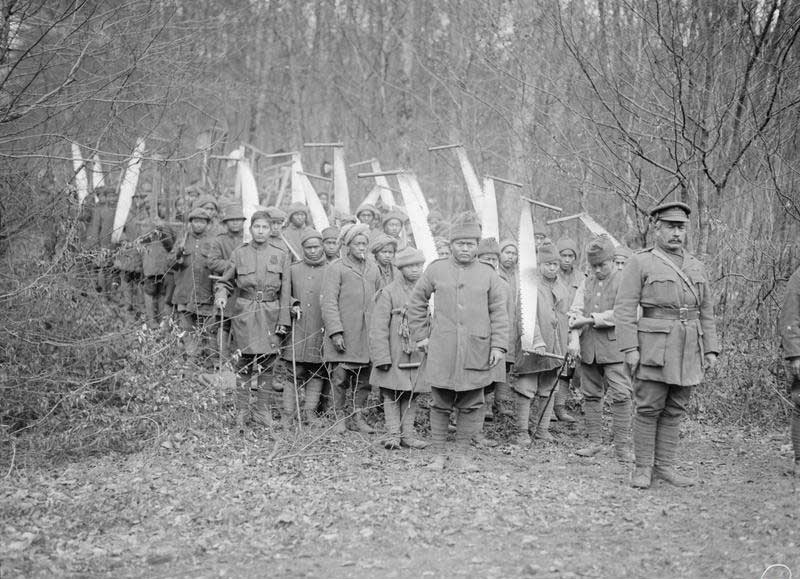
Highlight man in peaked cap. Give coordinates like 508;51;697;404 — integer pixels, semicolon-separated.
780;265;800;478
569;235;633;462
406;221;509;472
615;201;719;489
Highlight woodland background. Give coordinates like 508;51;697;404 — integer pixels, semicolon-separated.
2;0;800;454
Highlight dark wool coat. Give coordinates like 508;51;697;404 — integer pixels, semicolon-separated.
407;257;508;391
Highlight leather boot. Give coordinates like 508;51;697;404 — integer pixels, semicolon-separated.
427;407;450;470
633;414;657;469
513;391;532;447
533;396;555;442
350;410;375;434
143;293;159;329
611;398;634;463
494;382;515;417
554;380;576;423
631;466;653;489
576;397;602;457
382;395;402;449
330;381;348;434
235;377;251;433
303;379;325;427
653;414;695;486
484;392;495;422
452;408;482;473
399;397;428;449
252;388;273;428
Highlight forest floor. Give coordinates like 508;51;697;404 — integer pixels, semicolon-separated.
1;386;799;579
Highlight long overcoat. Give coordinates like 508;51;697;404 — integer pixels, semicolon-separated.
369;277;430;392
215;239;291;355
406;257;508;391
515;271;569;377
780;266;800;359
171;229;215;310
283;259;327;364
571;268;623;365
320;254;380;364
615;248;719;386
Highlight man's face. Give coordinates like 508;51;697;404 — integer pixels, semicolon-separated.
479;254;499;270
559;250;576;271
383;218;402;237
451;239;478;264
654;220;687;251
541;260;560;280
323;238;340;258
289;212;306;228
500;246;518;269
592;260;614;280
225;219;245;234
251;218;270;244
190;218;208;235
437;245;452;259
319;193;329;210
348;234;369;261
400;263;423;282
357;211;374;226
613;256;628;271
534;233;547;248
269;219;283;236
302;238;323;262
202;203;217;219
375;246;396;266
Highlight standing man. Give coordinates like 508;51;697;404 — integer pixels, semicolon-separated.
321;226;341;262
569;236;633;462
554;238;581;424
615;202;719;489
497;239;520;416
369;247;430;450
406;221;509;471
320;223;381;434
370;233;399;290
208;203;247;363
282;230;329;427
214;209;292;433
283;202;312;262
780;266;800;477
171;207;217;367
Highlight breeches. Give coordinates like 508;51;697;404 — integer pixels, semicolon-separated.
581;362;632;404
430;387;485;413
634;379;692;419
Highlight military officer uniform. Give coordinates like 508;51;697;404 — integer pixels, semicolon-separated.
615;202;719;488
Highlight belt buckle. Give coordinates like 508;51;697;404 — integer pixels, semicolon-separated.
679;306;689;322
255;290;264;302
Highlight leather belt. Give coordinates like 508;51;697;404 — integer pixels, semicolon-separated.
239;289;278;302
642;306;699;322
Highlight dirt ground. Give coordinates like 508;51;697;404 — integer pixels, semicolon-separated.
1;413;798;579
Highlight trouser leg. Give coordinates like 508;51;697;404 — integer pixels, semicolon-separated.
234;366;253;431
514;390;532;439
382;389;402;448
179;311;198;358
653;385;691;468
329;364;349;432
430;387;455;453
534;370;558;438
633;379;669;468
790;374;800;464
605;363;633;452
453;388;485;450
580;363;605;443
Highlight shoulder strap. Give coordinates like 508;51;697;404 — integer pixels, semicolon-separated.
651;248;700;304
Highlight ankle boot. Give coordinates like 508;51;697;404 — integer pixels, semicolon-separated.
554;380;576;423
252;388;273;428
383;396;402;449
631;465;653;489
399;397;428;449
533;396;555;442
513;391;532;446
576;398;602;457
350;410;375;434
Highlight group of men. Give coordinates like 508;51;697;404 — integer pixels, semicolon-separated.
82;187;800;487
